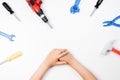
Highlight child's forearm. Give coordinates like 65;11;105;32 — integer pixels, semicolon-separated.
30;49;68;80
30;61;49;80
69;59;97;80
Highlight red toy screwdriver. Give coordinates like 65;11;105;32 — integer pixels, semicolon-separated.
26;0;53;29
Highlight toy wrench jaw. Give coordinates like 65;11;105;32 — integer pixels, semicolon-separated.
9;34;16;41
70;6;80;14
70;0;80;14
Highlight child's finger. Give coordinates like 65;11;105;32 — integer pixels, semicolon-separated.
55;49;67;55
59;49;67;53
58;50;68;58
55;61;67;65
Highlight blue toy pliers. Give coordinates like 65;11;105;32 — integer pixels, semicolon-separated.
70;0;81;14
103;15;120;27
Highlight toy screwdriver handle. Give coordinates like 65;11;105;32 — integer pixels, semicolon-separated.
2;2;14;14
7;51;22;61
95;0;103;8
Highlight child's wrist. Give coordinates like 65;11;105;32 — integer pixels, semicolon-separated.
68;58;76;66
42;60;51;69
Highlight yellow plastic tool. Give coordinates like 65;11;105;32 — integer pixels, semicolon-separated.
0;51;22;65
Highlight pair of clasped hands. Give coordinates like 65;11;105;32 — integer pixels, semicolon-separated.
43;49;75;66
30;49;97;80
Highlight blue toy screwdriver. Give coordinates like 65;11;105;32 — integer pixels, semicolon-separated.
90;0;103;16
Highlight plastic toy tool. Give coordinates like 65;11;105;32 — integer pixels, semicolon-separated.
70;0;81;14
2;2;21;21
103;15;120;28
101;40;120;56
0;31;15;41
26;0;53;29
0;51;22;65
90;0;103;16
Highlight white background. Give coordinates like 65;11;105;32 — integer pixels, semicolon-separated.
0;0;120;80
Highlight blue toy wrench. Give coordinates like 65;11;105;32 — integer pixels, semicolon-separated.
0;31;15;41
70;0;81;14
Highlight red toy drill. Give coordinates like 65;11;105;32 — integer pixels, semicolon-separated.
26;0;53;29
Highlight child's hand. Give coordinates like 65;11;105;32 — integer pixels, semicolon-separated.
59;50;75;65
43;49;68;68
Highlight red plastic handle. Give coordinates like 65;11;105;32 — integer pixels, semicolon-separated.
112;48;120;55
26;0;42;12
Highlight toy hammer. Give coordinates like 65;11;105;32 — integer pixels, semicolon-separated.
101;40;120;55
